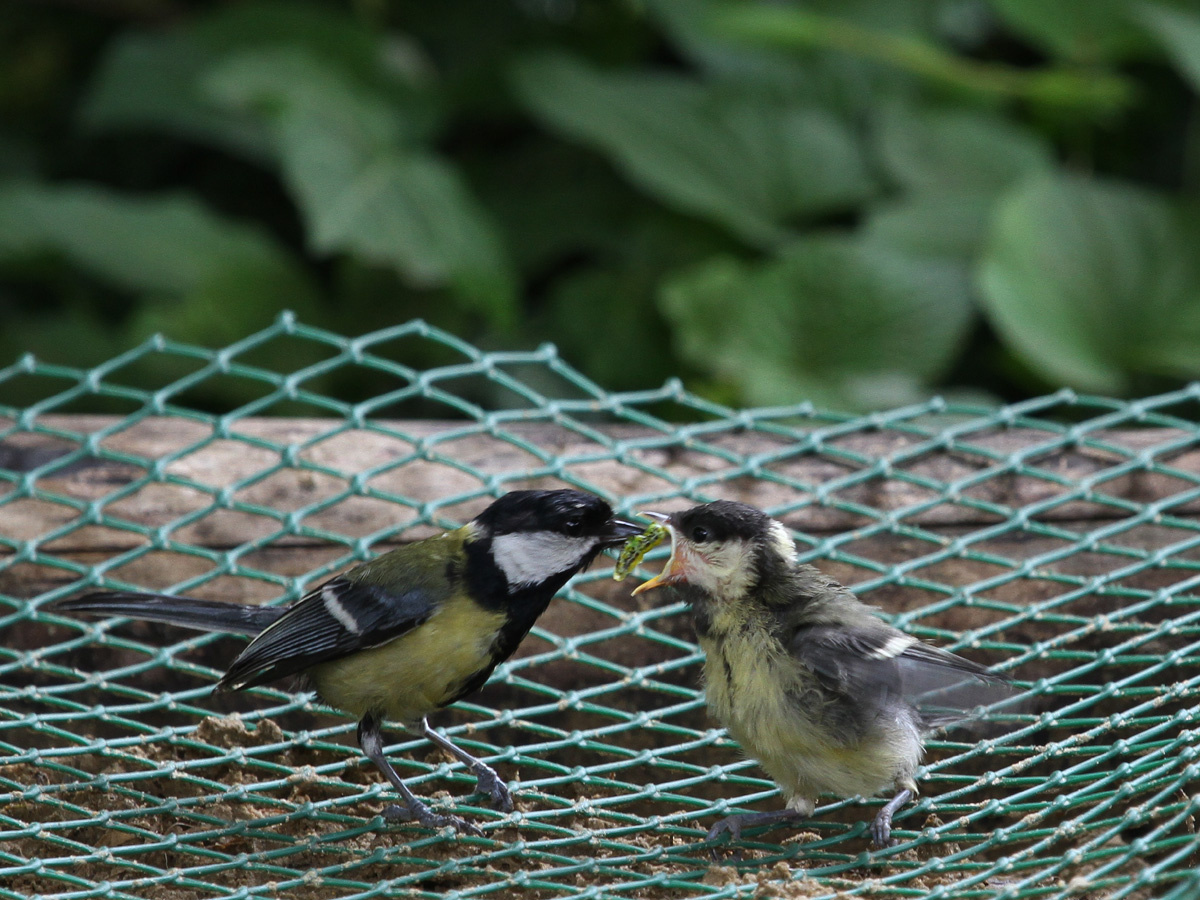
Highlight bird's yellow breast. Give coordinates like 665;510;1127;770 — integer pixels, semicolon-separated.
700;626;806;755
700;622;923;803
308;594;506;724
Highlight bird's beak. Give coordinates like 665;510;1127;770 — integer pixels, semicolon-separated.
599;517;645;546
631;512;685;596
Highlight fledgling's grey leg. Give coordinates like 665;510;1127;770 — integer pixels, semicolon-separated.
707;808;805;843
871;787;914;847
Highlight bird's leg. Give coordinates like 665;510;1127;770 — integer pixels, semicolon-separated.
870;787;914;848
356;714;482;836
420;717;513;813
707;807;805;843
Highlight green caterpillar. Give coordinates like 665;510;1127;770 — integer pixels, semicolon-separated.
613;522;668;580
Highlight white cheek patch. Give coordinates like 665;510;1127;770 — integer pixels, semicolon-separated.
768;520;798;565
689;538;758;599
491;531;600;588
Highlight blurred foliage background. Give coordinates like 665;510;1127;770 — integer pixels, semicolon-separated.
4;0;1200;413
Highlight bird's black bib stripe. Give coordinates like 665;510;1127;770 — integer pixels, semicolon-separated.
441;537;601;708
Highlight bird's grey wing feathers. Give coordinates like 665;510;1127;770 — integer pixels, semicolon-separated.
218;577;436;690
789;623;1014;726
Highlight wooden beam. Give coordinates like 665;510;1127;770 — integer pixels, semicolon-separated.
3;415;1196;557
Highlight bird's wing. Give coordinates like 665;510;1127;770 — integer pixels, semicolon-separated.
217;576;437;690
789;623;1014;725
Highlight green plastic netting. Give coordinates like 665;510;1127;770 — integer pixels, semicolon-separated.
2;314;1198;900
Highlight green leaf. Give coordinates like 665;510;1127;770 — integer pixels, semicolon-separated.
537;213;725;391
0;181;320;354
190;0;416;92
205;50;515;325
203;48;414;149
0;137;36;180
990;0;1154;61
0;182;300;297
864;193;998;259
1137;3;1200;92
80;2;435;159
311;152;514;305
979;173;1200;393
79;31;272;161
660;236;972;410
864;107;1052;263
650;0;922;117
480;143;648;275
700;1;1133;112
543;267;676;392
876;106;1052;194
512;52;874;247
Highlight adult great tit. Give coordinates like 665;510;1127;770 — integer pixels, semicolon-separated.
630;500;1014;848
52;489;640;835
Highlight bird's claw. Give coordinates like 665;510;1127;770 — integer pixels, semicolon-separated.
383;801;484;837
706;808;803;846
869;786;912;848
705;815;748;861
706;815;744;843
473;767;514;813
870;811;895;848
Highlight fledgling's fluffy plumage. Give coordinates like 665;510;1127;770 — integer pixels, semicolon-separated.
52;489;640;835
632;500;1014;847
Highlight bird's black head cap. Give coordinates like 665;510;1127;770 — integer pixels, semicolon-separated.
669;500;774;545
664;500;797;609
473;489;616;538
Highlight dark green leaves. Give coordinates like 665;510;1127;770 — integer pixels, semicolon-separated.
513;52;874;248
877;106;1052;195
81;31;272;162
865;106;1052;261
207;50;515;324
78;4;515;326
1138;4;1200;92
662;236;971;409
979;174;1200;392
991;0;1154;61
0;182;318;370
0;182;307;306
7;0;1200;411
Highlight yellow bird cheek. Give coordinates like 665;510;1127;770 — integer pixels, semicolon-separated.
310;599;506;724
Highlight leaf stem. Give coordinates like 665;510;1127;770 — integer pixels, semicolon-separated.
706;5;1134;115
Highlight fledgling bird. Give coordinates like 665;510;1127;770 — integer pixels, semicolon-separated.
51;489;640;835
629;500;1014;848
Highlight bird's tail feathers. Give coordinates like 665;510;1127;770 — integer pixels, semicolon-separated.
50;592;283;636
914;671;1027;731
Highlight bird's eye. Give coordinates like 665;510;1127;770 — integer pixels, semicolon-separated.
563;516;584;536
690;526;710;542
